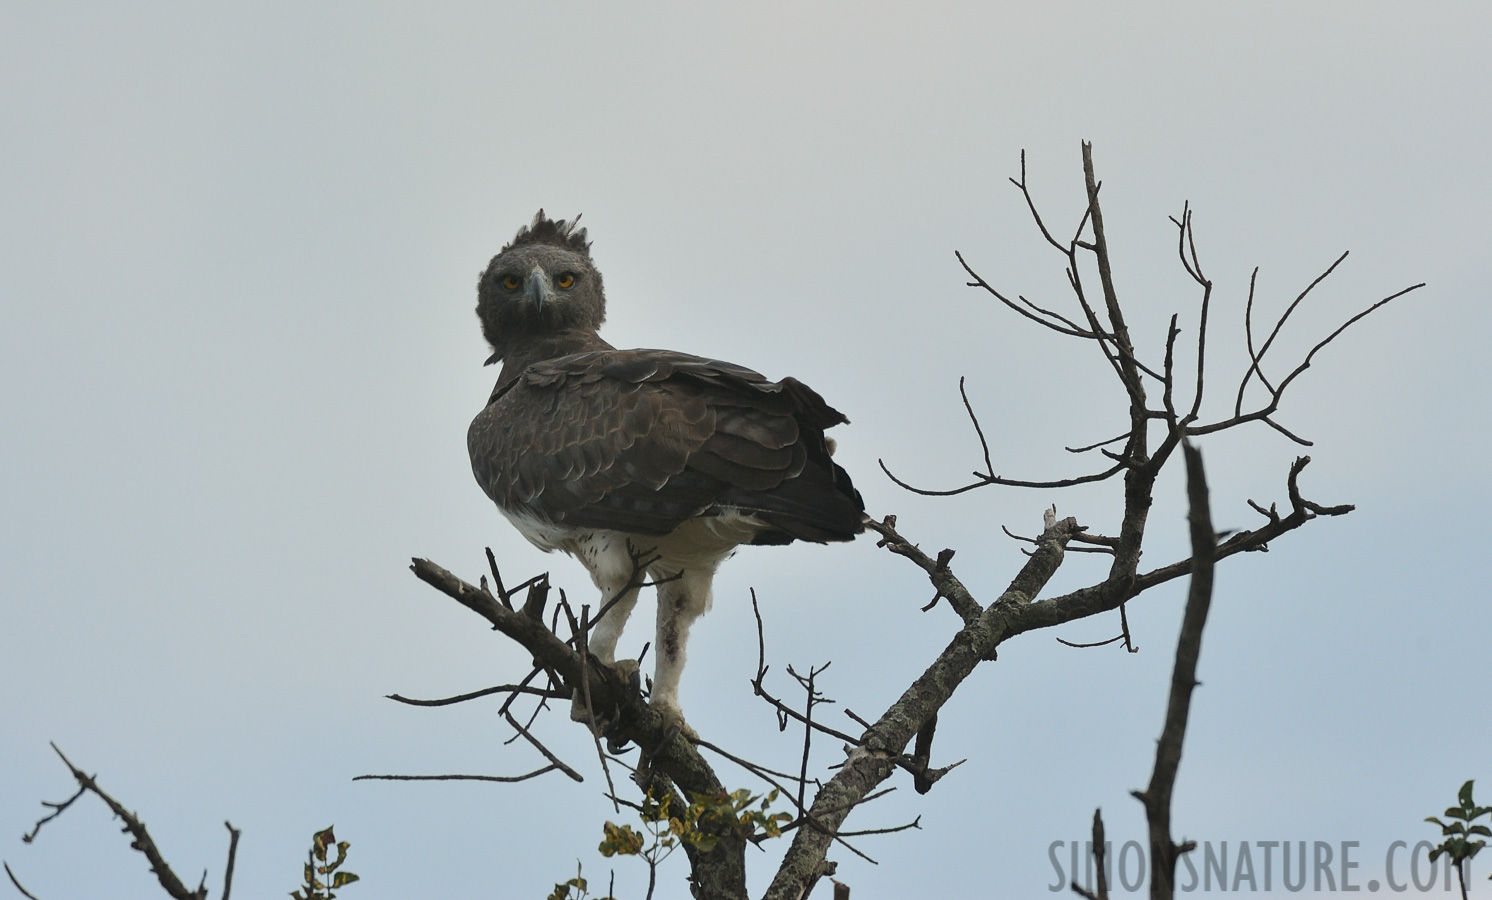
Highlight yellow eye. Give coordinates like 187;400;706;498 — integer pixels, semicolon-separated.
556;273;575;289
500;274;521;290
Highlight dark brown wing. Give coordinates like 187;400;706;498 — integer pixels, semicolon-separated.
467;349;863;541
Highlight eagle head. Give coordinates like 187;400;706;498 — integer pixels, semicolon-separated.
477;210;606;363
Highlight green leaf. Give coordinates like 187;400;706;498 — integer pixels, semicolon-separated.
331;871;360;888
1459;780;1476;808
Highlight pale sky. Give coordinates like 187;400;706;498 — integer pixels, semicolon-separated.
3;3;1489;898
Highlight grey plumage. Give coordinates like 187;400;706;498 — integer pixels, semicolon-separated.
467;210;862;723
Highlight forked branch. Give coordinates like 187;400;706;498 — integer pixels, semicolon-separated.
9;745;237;900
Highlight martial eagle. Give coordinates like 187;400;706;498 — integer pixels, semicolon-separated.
467;211;864;728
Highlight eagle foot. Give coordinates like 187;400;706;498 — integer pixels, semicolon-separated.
570;658;643;734
649;701;698;745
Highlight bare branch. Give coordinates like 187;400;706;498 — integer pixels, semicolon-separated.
574;604;621;811
1132;442;1215;899
1070;809;1109;900
45;744;206;900
3;863;42;900
20;783;86;844
220;822;240;900
958;376;995;479
763;512;1082;900
386;684;565;707
878;456;1126;497
1011;149;1071;253
864;515;982;625
835;817;922;838
1066;433;1129;454
503;711;585;783
750;652;864;748
1271;281;1426;399
692;738;818;787
1178;208;1214;423
407;557;736;812
353;770;561;783
957;250;1101;339
1243;251;1350;405
1056;634;1125;649
1082;141;1145;407
485;546;513;610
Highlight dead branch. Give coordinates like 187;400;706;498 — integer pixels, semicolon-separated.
30;744;211;900
353;770;562;783
762;510;1083;900
1070;809;1110;900
220;822;240;900
406;556;751;897
386;683;565;707
503;710;585;783
1132;442;1214;899
750;593;865;746
3;863;41;900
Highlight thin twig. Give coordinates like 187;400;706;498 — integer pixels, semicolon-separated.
836;817;922;838
879;457;1125;497
3;863;41;900
692;738;818;786
386;684;565;707
576;604;621;813
21;784;86;844
958;377;994;478
1066;433;1129;454
1271;282;1425;399
353;770;560;783
957;251;1100;339
503;711;585;782
751;601;864;746
1056;634;1125;649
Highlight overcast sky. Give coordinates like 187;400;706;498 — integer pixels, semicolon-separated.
3;3;1490;898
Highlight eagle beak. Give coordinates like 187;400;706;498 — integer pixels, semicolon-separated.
525;266;552;312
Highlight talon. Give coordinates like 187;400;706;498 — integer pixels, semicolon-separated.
570;658;643;734
650;701;698;744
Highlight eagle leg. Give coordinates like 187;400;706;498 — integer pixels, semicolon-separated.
570;542;648;730
649;566;714;738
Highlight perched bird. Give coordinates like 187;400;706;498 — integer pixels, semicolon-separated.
467;211;863;729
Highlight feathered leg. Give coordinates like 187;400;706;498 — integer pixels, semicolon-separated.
579;536;646;664
572;536;644;726
650;566;715;727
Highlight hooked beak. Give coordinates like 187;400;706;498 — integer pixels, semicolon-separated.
524;266;552;311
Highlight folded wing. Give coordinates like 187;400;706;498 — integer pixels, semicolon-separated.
468;349;863;543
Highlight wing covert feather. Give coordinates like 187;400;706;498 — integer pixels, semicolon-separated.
468;348;862;540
